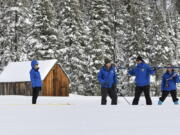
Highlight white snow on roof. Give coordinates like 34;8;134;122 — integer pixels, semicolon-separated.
0;59;57;83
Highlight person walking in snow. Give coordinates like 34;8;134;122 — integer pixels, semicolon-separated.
128;56;156;105
98;58;117;105
30;60;42;104
158;64;180;105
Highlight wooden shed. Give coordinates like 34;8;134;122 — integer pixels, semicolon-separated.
0;59;70;96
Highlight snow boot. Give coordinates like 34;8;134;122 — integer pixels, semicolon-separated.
158;100;163;105
174;101;179;105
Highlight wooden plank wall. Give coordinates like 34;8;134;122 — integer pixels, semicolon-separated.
0;82;32;95
42;68;54;96
54;64;69;96
43;64;69;96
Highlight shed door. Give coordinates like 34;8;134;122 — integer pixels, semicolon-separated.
53;65;60;96
52;64;69;96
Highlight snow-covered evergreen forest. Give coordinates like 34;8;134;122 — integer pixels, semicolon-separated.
0;0;180;96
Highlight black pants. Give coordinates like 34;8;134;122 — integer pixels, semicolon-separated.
101;87;117;105
132;85;152;105
159;90;179;102
32;87;41;104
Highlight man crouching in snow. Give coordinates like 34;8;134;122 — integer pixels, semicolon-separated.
98;58;117;105
158;64;180;105
30;60;42;104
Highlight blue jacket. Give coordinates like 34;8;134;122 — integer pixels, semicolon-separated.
161;71;180;91
30;60;42;88
128;62;155;86
98;65;117;88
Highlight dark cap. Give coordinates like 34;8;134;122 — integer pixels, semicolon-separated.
104;58;111;65
136;56;143;62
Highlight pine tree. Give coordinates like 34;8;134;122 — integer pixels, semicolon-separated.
87;0;114;94
0;0;31;69
0;0;180;96
27;0;58;60
110;0;133;95
124;1;150;62
58;0;90;95
176;0;180;14
146;1;174;95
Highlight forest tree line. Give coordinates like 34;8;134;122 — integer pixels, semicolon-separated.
0;0;180;96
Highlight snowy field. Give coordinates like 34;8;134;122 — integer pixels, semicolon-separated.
0;94;180;135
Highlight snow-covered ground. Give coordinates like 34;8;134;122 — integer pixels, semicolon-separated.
0;94;180;135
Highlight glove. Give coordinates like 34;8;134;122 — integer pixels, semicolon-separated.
112;84;117;90
116;88;119;93
127;66;134;71
153;67;157;71
167;73;178;81
173;73;177;77
125;64;129;68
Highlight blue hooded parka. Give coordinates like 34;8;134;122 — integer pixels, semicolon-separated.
30;60;42;88
161;71;180;91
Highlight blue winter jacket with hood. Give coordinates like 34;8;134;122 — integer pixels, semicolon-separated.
30;60;42;88
98;65;117;88
161;71;180;91
128;62;155;86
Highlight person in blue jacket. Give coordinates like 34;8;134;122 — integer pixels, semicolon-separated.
30;60;42;104
98;58;117;105
128;56;156;105
158;64;180;105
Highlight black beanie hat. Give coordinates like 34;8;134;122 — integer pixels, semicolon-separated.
136;56;143;61
104;58;111;65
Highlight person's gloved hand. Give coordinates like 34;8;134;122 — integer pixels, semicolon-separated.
173;73;177;77
112;84;117;90
153;67;157;71
125;64;129;68
167;73;178;80
128;65;134;70
116;88;119;93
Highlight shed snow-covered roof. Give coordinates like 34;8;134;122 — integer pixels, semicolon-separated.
0;59;57;83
